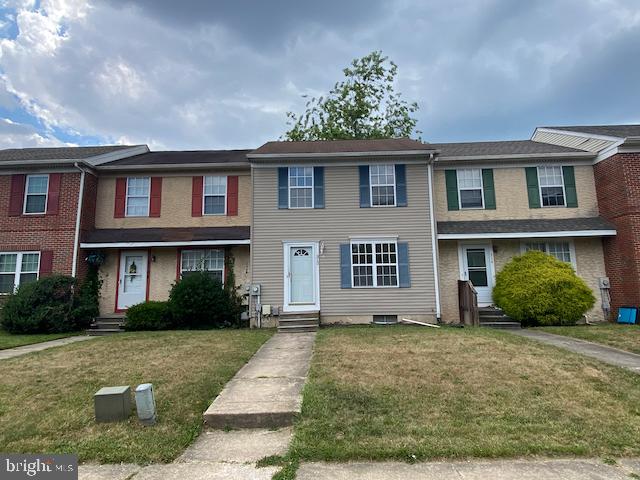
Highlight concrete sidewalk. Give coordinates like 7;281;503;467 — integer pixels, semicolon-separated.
0;335;93;360
509;329;640;373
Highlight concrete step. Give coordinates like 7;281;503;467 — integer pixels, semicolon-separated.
277;325;318;333
278;311;319;319
480;321;522;329
90;321;125;329
278;318;319;326
86;328;125;336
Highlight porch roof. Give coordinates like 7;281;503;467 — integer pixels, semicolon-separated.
437;217;616;240
80;226;250;248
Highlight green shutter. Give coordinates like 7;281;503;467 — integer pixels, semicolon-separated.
562;166;578;208
525;167;541;209
482;169;496;209
445;170;459;211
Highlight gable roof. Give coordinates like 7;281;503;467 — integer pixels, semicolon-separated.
0;145;141;163
432;140;589;159
249;138;435;158
543;124;640;139
99;149;251;169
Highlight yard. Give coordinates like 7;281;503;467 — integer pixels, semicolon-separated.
535;323;640;355
0;329;272;464
289;325;640;462
0;329;79;350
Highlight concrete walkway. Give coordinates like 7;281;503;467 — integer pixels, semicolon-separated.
0;335;93;360
510;329;640;373
204;332;316;428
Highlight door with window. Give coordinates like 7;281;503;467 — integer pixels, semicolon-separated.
117;251;148;310
460;244;494;305
284;242;319;312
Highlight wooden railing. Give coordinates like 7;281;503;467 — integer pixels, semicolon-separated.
458;280;479;326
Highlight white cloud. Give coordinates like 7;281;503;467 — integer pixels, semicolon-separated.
0;117;69;147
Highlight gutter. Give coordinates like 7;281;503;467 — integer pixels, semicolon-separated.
247;149;439;160
427;153;441;320
71;162;88;277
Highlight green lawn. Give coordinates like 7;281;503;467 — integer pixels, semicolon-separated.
535;324;640;355
0;329;272;464
0;329;79;350
289;325;640;463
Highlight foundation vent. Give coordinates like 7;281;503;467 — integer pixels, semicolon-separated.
372;315;398;325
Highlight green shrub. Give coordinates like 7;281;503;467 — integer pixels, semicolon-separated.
125;301;171;331
493;250;595;327
1;275;96;334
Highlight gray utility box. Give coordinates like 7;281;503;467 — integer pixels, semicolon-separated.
94;386;132;423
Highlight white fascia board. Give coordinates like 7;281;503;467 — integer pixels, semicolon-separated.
97;162;250;171
438;230;617;240
435;151;594;163
247;150;437;159
80;239;251;248
88;145;150;166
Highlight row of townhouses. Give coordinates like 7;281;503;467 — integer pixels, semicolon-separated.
1;124;639;327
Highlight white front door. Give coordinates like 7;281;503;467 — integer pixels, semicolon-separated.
117;251;148;310
284;242;319;312
460;244;494;305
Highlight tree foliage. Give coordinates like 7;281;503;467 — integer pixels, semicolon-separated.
284;51;420;141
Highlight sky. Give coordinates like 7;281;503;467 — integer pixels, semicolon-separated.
0;0;638;150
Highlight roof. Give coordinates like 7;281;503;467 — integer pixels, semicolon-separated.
0;145;138;162
543;125;640;139
101;149;251;167
431;140;589;158
81;226;250;247
249;138;435;157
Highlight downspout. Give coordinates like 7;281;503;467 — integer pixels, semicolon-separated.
71;162;87;278
427;155;442;321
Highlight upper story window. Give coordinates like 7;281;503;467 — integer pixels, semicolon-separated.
0;252;39;294
351;240;398;288
457;169;484;209
538;166;565;207
125;177;150;217
289;167;314;208
180;249;225;283
523;240;574;267
204;176;227;215
370;165;396;206
23;175;49;214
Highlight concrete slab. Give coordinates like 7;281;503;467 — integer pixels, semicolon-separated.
619;458;640;474
0;335;94;360
135;463;278;480
78;463;140;480
235;359;310;378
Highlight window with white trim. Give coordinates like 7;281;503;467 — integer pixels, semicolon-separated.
457;169;484;209
24;175;49;214
125;177;150;217
203;176;227;215
180;249;225;283
0;252;39;294
538;166;565;207
351;241;398;287
523;240;573;265
370;164;396;206
288;167;313;208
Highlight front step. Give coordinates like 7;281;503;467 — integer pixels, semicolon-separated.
479;307;521;329
277;312;319;333
86;315;126;335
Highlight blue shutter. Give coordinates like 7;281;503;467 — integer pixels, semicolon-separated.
359;165;370;208
397;242;410;288
278;167;288;209
313;167;324;208
395;164;407;207
340;243;352;288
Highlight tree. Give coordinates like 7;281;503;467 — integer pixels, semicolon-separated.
284;51;420;141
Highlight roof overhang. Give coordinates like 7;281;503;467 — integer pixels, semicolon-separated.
435;151;595;165
0;145;149;169
80;239;250;249
247;150;438;160
95;162;251;172
438;230;616;240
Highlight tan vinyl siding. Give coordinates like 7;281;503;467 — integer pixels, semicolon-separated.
251;163;437;318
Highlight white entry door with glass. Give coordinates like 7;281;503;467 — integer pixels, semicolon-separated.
283;242;319;312
117;251;148;310
460;244;494;305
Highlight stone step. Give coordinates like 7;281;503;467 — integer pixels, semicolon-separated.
480;321;522;329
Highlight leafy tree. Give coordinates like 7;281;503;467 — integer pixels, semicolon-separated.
284;51;420;141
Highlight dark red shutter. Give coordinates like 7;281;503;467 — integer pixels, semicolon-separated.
114;177;126;218
149;177;162;217
8;174;26;216
46;173;61;215
39;250;54;276
192;176;203;217
227;176;238;216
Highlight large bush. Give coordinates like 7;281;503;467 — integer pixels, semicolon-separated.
493;251;595;327
125;301;171;331
1;275;96;334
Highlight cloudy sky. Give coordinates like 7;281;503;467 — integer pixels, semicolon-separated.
0;0;638;150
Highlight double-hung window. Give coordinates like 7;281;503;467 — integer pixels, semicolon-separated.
523;241;574;266
288;167;313;208
180;249;225;283
0;252;39;294
126;177;150;217
24;175;49;214
351;240;398;287
370;165;396;206
457;169;484;209
204;176;227;215
538;166;565;207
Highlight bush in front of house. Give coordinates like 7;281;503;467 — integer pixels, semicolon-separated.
493;250;595;327
0;275;96;334
125;301;171;331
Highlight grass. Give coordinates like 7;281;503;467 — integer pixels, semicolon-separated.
0;329;79;350
289;325;640;462
535;324;640;355
0;329;272;464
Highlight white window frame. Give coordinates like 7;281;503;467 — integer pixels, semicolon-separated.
202;175;227;216
23;174;49;215
125;177;151;217
0;251;40;294
288;167;314;209
537;166;566;208
456;168;485;210
180;249;225;284
520;239;576;269
369;164;397;207
350;239;399;288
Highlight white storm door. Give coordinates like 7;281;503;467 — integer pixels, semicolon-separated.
284;243;319;312
117;251;148;310
460;244;493;305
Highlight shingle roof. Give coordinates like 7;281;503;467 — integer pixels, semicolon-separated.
82;226;250;244
544;125;640;139
438;217;615;235
431;140;589;158
0;145;138;162
102;150;251;166
250;138;434;156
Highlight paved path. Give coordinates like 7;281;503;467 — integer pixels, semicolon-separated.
509;329;640;373
204;332;316;428
0;335;94;360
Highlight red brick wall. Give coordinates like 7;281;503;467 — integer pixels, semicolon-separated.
77;173;99;278
594;152;640;315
